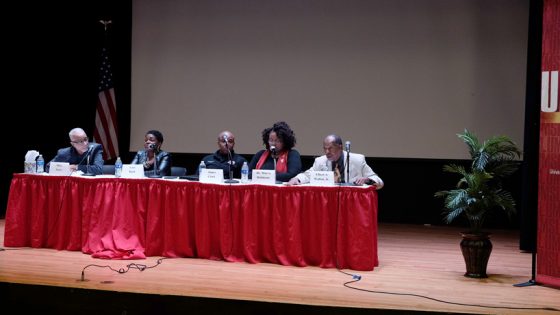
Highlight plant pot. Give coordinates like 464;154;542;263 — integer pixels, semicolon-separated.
459;232;492;278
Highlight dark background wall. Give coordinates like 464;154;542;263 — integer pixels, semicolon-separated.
2;1;537;234
3;1;132;217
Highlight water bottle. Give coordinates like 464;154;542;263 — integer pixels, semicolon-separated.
36;155;45;173
114;157;123;177
240;161;249;183
198;161;206;175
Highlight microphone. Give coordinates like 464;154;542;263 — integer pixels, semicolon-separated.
78;145;94;166
82;144;96;176
223;135;230;150
86;144;94;158
344;141;351;185
222;135;238;183
146;143;162;178
269;145;277;172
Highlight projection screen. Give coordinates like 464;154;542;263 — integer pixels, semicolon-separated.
131;0;528;159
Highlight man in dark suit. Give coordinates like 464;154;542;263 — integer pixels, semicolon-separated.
48;127;104;175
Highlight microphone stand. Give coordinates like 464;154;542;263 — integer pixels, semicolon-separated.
82;147;96;176
272;149;279;183
224;142;239;184
269;147;277;171
147;148;162;178
346;149;350;183
338;148;353;186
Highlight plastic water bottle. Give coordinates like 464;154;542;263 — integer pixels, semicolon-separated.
114;157;123;177
36;155;45;173
198;161;206;175
241;161;249;183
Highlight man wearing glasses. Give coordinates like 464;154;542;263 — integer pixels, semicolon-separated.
47;127;104;175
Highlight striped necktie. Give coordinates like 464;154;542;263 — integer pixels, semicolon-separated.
333;162;341;183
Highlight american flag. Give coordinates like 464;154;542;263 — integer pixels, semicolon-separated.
93;47;119;161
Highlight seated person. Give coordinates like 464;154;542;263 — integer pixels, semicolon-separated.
131;130;172;176
48;127;104;175
200;130;247;179
248;121;302;182
287;134;384;188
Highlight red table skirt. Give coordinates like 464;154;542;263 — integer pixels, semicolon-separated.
4;174;378;271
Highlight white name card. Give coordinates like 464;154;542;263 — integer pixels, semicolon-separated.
310;171;335;186
121;164;145;178
199;168;224;184
251;169;276;185
49;162;72;176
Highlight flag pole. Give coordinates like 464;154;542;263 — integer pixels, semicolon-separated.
94;19;120;161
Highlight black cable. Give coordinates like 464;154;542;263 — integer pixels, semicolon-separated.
342;278;560;312
1;247;55;252
80;257;168;281
333;185;556;312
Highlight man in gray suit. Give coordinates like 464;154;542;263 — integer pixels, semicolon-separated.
287;134;383;188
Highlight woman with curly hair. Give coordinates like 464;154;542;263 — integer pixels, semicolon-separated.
248;121;302;182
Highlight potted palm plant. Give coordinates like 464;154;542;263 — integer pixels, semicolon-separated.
435;129;521;278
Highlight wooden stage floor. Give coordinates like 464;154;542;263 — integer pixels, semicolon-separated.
1;219;559;314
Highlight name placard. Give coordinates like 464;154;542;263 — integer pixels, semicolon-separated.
121;164;145;178
199;168;224;184
310;171;335;186
49;162;72;176
251;169;276;185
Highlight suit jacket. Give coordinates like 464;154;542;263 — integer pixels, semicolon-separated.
48;143;104;175
295;152;383;188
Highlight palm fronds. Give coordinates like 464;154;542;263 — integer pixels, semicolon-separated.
435;129;521;233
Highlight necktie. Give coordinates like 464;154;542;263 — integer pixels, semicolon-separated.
334;163;341;183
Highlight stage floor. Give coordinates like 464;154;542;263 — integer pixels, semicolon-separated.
1;219;559;314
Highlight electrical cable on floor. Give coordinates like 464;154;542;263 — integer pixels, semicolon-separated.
80;257;168;281
0;247;26;251
333;184;559;313
341;277;560;312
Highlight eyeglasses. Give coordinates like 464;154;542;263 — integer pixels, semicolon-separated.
70;137;89;145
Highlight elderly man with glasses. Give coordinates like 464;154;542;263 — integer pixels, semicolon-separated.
47;127;105;175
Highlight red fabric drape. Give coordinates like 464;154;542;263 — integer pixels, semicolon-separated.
537;0;560;288
4;174;378;271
